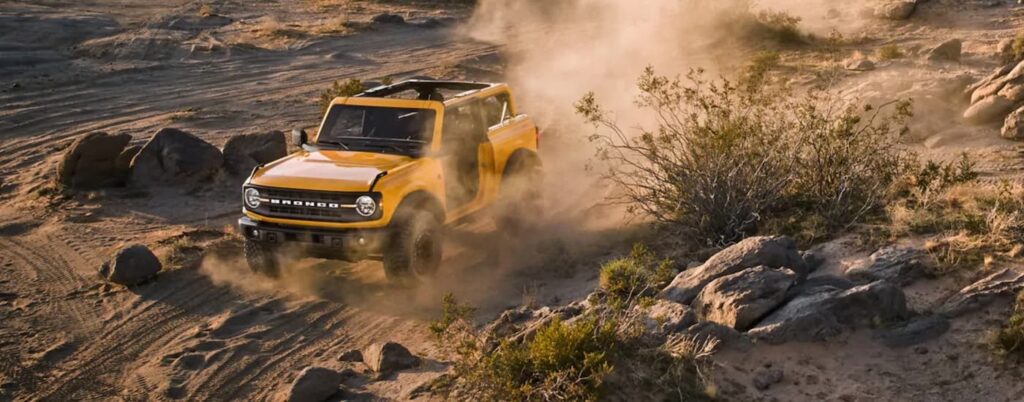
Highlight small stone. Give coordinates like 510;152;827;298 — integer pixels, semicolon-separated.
338;349;362;362
99;244;161;286
371;13;405;24
846;58;876;71
914;345;929;355
286;366;341;402
927;39;962;63
753;366;784;391
362;342;420;373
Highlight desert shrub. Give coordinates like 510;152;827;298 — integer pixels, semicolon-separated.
788;95;913;228
992;291;1024;360
752;10;805;45
430;293;714;401
740;51;781;86
577;67;912;245
877;44;904;60
598;244;674;306
1006;31;1024;63
318;78;364;112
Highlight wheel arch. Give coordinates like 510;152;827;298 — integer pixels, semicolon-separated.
394;190;445;224
501;148;542;179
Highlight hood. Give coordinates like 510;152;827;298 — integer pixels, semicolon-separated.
248;150;413;192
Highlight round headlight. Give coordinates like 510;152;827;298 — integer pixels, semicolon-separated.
244;188;261;209
355;195;376;217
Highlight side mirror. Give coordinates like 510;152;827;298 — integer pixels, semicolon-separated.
291;128;308;147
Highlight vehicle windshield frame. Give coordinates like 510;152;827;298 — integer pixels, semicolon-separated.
316;104;437;156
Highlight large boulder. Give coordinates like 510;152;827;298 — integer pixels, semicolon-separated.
362;342;419;373
927;39;962;63
874;0;917;20
968;60;1023;104
844;246;926;286
129;128;223;187
938;268;1024;317
1003;106;1024;140
57;132;132;188
286;366;341;402
99;244;161;286
692;266;797;331
747;281;909;344
222;131;287;176
659;236;807;304
963;94;1016;125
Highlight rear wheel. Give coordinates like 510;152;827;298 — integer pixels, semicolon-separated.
383;209;442;285
497;155;543;234
244;239;281;278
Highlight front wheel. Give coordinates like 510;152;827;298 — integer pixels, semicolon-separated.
383;210;443;285
244;239;281;278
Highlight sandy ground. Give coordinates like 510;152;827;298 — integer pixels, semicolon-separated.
2;0;1024;401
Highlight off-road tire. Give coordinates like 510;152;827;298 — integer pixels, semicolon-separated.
497;156;543;234
244;239;280;278
383;209;442;285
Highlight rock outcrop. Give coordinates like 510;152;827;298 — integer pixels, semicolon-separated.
642;299;697;335
927;39;962;63
129;128;223;187
874;0;918;20
844;246;926;286
1003;106;1024;140
659;236;807;304
692;266;796;331
99;244;161;286
963;60;1024;132
938;268;1024;317
57;131;132;188
748;281;909;344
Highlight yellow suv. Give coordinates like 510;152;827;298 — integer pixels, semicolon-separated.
238;80;541;283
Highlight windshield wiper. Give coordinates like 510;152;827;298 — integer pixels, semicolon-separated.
316;140;350;150
333;136;427;144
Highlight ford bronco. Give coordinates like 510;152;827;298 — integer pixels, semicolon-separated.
238;80;542;283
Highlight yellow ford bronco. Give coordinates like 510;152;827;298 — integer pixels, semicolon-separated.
238;80;542;283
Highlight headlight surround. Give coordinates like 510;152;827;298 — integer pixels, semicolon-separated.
355;195;377;217
244;188;261;209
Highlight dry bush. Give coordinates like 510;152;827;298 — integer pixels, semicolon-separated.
577;67;912;246
598;244;674;307
992;291;1024;360
1006;31;1024;64
430;289;714;401
877;44;904;60
318;78;364;112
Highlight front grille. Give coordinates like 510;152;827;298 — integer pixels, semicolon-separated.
247;186;381;223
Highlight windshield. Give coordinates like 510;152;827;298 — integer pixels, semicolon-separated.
317;105;436;155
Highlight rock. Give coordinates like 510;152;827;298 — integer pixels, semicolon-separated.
748;281;909;344
800;249;826;273
222;131;287;176
938;268;1024;317
99;244;161;286
371;13;405;24
1004;106;1024;140
874;315;950;348
679;321;747;348
338;349;362;362
642;299;697;335
845;58;875;71
999;82;1024;103
115;145;141;177
927;39;962;63
963;95;1015;125
874;0;917;20
692;266;797;331
968;63;1018;103
752;366;784;391
786;275;855;300
660;236;807;304
129;128;223;187
286;366;341;402
362;342;419;373
57;132;132;188
845;246;926;286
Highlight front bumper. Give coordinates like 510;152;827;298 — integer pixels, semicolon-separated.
238;216;387;261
